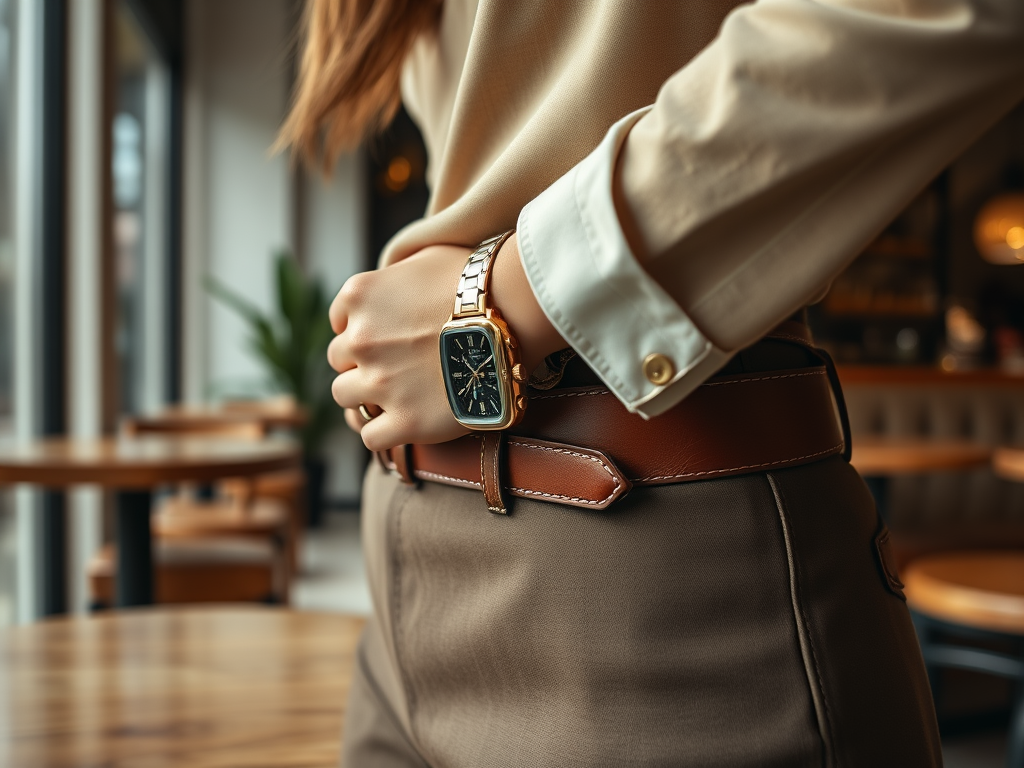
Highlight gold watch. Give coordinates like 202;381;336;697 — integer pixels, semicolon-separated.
439;230;528;430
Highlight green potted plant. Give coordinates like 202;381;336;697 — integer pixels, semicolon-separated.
206;250;340;526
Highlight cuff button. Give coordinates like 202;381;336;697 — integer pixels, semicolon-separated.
643;353;675;386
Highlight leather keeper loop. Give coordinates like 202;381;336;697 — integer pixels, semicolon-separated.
480;432;509;514
391;444;417;486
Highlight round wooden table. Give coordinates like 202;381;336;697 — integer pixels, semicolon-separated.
135;402;309;433
0;607;365;768
850;436;993;476
0;436;300;607
850;436;992;520
904;552;1024;765
905;551;1024;635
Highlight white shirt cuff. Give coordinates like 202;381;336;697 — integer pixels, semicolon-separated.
517;108;729;419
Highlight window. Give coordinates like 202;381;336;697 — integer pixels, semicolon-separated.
0;0;12;433
112;0;170;415
0;0;15;627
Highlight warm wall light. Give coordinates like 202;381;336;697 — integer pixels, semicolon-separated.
384;156;412;192
974;192;1024;265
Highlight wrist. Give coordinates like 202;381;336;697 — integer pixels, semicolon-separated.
490;232;567;375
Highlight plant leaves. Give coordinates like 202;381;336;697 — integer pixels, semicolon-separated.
207;249;341;456
204;274;267;325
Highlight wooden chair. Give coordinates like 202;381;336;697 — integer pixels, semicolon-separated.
88;418;300;608
88;539;278;606
129;409;309;574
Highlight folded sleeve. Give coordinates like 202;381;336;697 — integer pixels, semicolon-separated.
517;0;1024;419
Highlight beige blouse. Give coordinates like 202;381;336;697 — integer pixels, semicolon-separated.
392;0;1024;418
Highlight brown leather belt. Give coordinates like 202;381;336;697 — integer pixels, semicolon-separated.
377;322;849;514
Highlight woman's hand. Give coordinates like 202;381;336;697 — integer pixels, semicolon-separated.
328;233;565;451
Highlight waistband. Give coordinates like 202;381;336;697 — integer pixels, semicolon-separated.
377;321;850;514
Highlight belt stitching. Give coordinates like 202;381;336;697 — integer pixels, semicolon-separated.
413;443;843;504
415;442;621;507
529;389;610;401
412;471;612;507
508;486;610;506
529;368;825;401
415;470;479;488
702;370;824;387
508;439;621;506
632;442;844;483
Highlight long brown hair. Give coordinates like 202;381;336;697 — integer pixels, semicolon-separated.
277;0;442;173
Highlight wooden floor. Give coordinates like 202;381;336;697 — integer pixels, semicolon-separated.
0;606;365;768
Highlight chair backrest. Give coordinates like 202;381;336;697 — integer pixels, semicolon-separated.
221;395;299;416
844;374;1024;529
122;416;268;441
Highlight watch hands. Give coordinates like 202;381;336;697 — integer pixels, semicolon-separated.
455;353;493;406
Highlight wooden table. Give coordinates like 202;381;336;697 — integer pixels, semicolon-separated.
0;607;365;768
850;436;993;476
905;551;1024;635
904;552;1024;766
993;446;1024;483
135;402;309;432
850;436;992;519
0;437;300;607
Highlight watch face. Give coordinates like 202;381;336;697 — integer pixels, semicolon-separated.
440;326;507;426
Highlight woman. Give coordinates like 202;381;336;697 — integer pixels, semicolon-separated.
279;1;1024;766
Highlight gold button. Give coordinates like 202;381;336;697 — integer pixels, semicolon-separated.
643;353;675;385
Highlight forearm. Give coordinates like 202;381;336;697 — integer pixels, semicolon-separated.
490;232;567;376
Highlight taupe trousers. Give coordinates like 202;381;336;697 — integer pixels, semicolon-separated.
341;349;942;767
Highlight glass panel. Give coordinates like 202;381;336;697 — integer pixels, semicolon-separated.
113;1;168;416
0;0;15;627
0;0;12;431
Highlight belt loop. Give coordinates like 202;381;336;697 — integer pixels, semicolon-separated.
374;450;392;474
480;432;509;514
815;347;852;462
392;444;418;486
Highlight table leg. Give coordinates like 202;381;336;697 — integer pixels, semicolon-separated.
1009;675;1024;768
40;490;68;615
115;490;154;607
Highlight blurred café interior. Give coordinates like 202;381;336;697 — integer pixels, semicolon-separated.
0;1;1023;766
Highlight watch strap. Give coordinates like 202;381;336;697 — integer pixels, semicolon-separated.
453;230;514;318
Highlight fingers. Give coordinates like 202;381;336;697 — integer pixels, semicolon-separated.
344;408;363;434
329;270;371;335
344;407;379;436
327;333;356;374
331;368;374;410
328;284;348;335
358;411;407;453
342;401;398;452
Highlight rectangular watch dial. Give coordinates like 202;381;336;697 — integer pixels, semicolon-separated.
440;326;508;426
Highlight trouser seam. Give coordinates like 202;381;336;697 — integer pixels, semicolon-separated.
767;471;837;768
390;486;423;755
352;637;433;768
